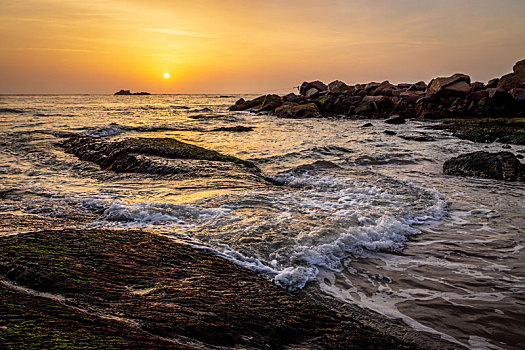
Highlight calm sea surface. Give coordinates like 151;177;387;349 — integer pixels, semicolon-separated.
0;95;524;349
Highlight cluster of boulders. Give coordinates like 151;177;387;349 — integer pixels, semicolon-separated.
230;59;525;120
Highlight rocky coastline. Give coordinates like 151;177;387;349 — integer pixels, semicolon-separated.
230;59;525;124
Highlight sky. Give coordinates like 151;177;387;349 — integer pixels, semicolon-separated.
1;0;524;94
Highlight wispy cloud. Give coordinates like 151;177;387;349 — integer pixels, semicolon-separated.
3;47;91;53
143;27;216;38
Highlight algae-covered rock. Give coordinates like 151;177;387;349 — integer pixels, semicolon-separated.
0;229;436;349
60;136;257;175
443;151;524;181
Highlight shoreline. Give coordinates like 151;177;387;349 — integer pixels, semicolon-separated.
0;228;461;349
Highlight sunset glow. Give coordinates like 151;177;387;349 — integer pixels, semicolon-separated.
0;0;524;94
164;73;170;79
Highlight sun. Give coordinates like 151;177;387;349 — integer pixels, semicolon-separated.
163;72;170;79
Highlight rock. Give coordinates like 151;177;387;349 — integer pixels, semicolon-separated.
399;134;436;142
328;80;351;94
274;102;321;119
471;82;485;92
467;90;487;102
486;78;500;88
305;88;320;99
355;100;377;114
443;151;524;181
513;59;525;82
428;74;471;97
400;91;426;104
257;94;283;112
229;95;266;111
60;137;257;175
407;81;427;91
365;82;381;93
114;90;151;96
385;115;406;124
510;88;525;102
361;123;373;128
283;93;306;104
373;81;396;96
487;88;513;105
384;130;397;136
299;81;327;96
211;126;254;132
362;95;394;110
497;73;522;92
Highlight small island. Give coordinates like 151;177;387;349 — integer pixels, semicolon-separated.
114;89;151;96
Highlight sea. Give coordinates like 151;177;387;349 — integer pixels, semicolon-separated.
0;94;524;349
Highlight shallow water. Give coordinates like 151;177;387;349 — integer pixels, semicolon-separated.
0;94;524;349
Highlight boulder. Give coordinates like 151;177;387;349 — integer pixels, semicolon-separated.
229;95;266;111
513;59;525;82
443;151;524;181
428;73;471;97
471;82;485;92
361;123;373;128
510;88;525;102
486;78;500;88
328;80;351;94
407;81;427;91
257;95;283;112
305;88;320;99
487;88;513;105
362;95;394;110
467;90;487;102
400;91;426;104
373;81;396;96
355;100;377;114
283;93;306;104
299;81;328;96
497;73;522;92
365;82;381;93
385;115;406;124
274;103;321;119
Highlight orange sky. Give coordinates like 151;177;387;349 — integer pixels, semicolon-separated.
1;0;524;94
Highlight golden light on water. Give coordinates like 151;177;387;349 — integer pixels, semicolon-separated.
164;73;170;79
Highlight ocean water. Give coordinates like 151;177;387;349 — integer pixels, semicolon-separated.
0;94;524;349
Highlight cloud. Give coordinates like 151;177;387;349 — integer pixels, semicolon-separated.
143;27;216;38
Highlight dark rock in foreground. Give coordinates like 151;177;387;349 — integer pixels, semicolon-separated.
0;229;454;349
114;89;151;95
443;151;524;181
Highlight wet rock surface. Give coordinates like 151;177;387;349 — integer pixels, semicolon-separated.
60;136;258;177
0;229;456;349
443;151;524;181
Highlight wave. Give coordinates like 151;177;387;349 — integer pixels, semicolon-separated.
78;172;447;291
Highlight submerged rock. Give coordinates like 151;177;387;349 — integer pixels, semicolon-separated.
443;151;524;181
211;125;254;132
60;136;257;176
385;115;406;125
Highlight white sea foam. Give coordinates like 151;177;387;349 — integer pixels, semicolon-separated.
77;172;448;292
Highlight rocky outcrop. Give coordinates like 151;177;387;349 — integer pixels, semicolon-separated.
229;59;525;121
443;151;524;181
60;137;258;178
114;90;151;95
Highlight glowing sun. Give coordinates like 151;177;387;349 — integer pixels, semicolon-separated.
163;72;170;79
